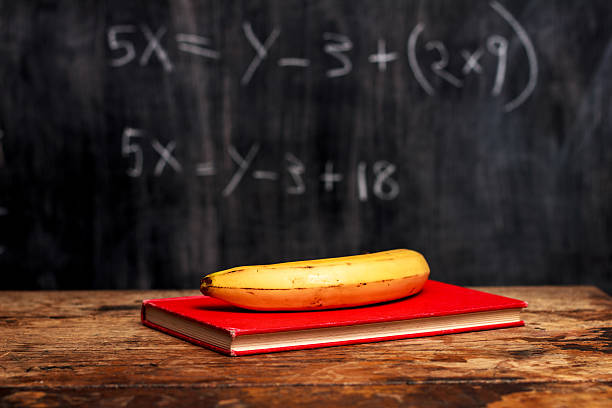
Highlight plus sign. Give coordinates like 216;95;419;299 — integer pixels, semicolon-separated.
368;39;398;72
320;161;343;192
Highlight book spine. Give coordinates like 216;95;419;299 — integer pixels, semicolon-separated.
141;303;234;356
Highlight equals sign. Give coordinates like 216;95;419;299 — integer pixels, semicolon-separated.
176;34;220;60
196;162;216;176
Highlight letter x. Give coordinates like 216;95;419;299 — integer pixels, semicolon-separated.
140;24;174;72
461;48;483;75
152;140;182;175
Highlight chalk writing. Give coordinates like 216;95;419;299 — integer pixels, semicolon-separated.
107;25;137;67
121;127;143;177
285;153;306;195
357;161;368;202
196;162;216;176
139;25;173;72
252;170;279;180
405;2;536;109
489;0;538;112
323;32;353;78
461;48;484;75
278;58;310;68
320;161;343;192
241;23;280;85
425;40;463;88
487;35;508;96
152;139;182;175
368;39;398;72
108;24;173;72
223;144;260;196
107;3;537;111
120;129;398;201
372;161;399;200
175;34;220;60
407;23;434;95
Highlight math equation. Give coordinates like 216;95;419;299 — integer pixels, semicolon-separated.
122;128;399;201
107;1;537;112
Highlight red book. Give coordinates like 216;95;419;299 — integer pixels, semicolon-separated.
141;280;527;356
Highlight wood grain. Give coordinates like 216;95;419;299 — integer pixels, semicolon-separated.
1;286;611;407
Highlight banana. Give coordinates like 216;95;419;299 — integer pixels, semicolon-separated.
200;249;430;311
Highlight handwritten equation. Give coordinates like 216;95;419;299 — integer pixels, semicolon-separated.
107;1;537;112
122;128;399;201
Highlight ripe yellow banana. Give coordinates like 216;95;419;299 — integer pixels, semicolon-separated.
200;249;430;311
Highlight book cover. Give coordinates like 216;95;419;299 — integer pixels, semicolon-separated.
142;280;528;356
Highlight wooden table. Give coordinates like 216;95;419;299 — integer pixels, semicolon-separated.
1;286;611;407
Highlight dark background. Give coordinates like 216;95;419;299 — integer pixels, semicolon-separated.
0;0;610;292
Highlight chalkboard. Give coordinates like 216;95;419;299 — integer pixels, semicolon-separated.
1;0;611;292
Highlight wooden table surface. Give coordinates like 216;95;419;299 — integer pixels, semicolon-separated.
1;286;611;407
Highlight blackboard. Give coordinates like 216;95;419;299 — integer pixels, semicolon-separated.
1;0;611;292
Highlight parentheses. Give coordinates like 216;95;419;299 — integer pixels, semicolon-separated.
490;1;538;112
407;22;435;96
